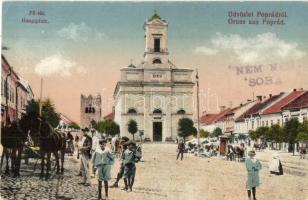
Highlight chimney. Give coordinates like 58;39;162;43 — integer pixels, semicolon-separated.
269;94;272;98
293;89;297;92
256;95;262;102
219;106;226;112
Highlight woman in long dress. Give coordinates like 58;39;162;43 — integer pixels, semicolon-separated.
269;152;283;175
245;150;262;200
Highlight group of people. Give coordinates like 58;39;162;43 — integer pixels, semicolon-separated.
176;138;283;200
75;128;141;200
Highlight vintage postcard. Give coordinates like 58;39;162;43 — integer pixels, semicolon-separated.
1;1;308;200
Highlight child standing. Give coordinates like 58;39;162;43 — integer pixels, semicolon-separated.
92;139;114;199
245;150;262;200
123;140;139;192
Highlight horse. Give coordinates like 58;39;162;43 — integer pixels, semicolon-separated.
254;143;266;152
28;115;66;179
234;144;245;162
0;116;34;177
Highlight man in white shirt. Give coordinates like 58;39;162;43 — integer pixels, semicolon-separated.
78;128;92;186
90;128;100;176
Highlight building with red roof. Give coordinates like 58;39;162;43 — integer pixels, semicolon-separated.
234;93;285;134
216;101;257;135
104;111;115;121
282;90;308;123
260;89;306;127
200;107;232;133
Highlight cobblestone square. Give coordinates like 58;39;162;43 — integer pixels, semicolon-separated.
1;143;307;200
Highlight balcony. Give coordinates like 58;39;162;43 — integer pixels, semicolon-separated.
146;48;168;54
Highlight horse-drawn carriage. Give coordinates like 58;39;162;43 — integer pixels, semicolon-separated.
1;114;66;179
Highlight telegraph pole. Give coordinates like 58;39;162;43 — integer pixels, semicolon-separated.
39;77;43;117
5;67;12;124
196;69;200;156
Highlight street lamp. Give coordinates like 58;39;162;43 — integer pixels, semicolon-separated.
196;68;200;157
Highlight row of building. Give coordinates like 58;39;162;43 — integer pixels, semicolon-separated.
200;88;308;137
1;54;34;125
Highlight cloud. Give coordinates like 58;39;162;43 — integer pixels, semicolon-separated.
195;32;306;63
57;22;106;42
35;54;85;77
194;46;218;55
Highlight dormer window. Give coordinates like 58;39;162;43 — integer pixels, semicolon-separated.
153;58;162;64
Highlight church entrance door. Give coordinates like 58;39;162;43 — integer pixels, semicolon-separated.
153;122;162;142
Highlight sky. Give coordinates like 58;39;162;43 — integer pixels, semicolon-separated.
2;1;308;123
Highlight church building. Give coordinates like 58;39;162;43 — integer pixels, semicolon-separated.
113;13;195;141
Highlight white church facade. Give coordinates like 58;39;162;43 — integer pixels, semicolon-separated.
113;13;195;142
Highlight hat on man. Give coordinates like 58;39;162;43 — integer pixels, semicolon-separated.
248;150;256;157
99;139;107;145
124;140;136;146
82;127;89;132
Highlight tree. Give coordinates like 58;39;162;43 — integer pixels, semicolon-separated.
268;124;284;143
128;119;138;140
26;99;60;128
200;129;210;138
211;127;222;138
255;126;270;142
284;118;300;154
178;118;196;142
94;120;120;137
94;121;106;134
105;120;120;137
68;122;80;130
296;132;308;142
297;119;308;142
249;130;258;141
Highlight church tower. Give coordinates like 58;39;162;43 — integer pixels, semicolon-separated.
143;12;169;68
80;94;102;128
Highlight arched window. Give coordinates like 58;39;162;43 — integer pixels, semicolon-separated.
153;58;162;64
85;107;89;113
153;109;162;114
128;108;137;114
92;107;96;113
177;109;186;114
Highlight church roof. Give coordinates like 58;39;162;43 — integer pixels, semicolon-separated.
127;63;136;68
150;13;161;21
148;12;166;22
